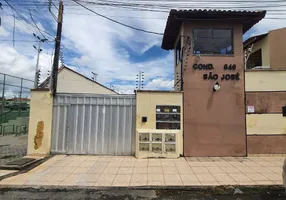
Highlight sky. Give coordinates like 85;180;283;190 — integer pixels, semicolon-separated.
0;0;286;95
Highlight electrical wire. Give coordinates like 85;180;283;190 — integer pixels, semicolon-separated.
29;10;47;39
64;12;286;19
32;0;57;35
2;0;55;39
61;44;88;77
72;0;165;35
0;39;49;42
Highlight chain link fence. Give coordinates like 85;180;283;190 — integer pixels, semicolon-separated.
0;73;33;165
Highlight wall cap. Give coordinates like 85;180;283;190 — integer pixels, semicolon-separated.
136;90;183;94
245;69;286;72
31;88;50;92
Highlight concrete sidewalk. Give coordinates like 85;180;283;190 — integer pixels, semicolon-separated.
0;155;284;187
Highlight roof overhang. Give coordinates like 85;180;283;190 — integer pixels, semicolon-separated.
243;33;268;49
161;9;266;50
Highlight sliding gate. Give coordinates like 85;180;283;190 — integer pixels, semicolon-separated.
51;93;136;155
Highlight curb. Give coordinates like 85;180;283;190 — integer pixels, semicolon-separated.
0;185;284;194
0;156;51;181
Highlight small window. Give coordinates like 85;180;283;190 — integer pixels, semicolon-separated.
176;39;181;64
193;28;234;55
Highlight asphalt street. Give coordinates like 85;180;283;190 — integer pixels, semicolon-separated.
0;186;286;200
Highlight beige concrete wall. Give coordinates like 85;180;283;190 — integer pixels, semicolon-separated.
27;90;53;156
136;91;183;157
269;28;286;69
245;70;286;91
251;36;270;67
247;114;286;135
57;68;117;94
136;92;183;130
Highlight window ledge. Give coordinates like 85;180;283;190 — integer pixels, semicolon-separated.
192;54;235;57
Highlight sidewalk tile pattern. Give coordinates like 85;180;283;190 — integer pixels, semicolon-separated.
0;155;284;187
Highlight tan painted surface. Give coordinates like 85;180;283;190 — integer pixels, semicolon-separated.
246;114;286;135
182;22;246;156
136;91;183;158
246;92;286;113
2;155;284;186
27;90;53;155
245;70;286;91
247;135;286;154
57;68;117;94
269;28;286;69
251;36;270;67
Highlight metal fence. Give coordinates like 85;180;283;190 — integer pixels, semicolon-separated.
51;93;136;156
0;73;33;126
0;73;33;165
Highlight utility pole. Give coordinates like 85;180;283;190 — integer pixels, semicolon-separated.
1;74;6;122
50;0;63;95
33;33;47;88
18;78;23;117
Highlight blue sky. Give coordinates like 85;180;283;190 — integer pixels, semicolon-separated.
0;0;286;94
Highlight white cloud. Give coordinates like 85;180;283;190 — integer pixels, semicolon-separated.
145;78;174;90
0;43;52;81
0;27;9;37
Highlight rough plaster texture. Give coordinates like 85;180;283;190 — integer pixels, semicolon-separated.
245;71;286;92
246;114;286;135
181;22;246;156
136;92;183;157
27;91;53;156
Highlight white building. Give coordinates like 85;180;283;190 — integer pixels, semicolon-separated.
40;66;118;94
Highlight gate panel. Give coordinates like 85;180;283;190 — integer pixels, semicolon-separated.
51;94;136;155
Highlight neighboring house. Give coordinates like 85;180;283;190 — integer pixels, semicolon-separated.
161;9;266;156
244;27;286;69
39;66;118;94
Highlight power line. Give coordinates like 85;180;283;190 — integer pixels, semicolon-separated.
71;2;283;37
31;1;57;35
5;0;286;12
72;0;165;35
61;44;88;77
29;10;47;39
64;12;286;20
2;0;55;39
0;39;50;42
69;0;286;10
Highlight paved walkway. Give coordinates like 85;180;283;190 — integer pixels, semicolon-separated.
0;135;27;165
0;155;284;187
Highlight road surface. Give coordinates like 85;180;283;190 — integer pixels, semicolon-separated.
0;186;285;200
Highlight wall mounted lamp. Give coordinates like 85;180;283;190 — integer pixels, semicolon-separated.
213;82;220;92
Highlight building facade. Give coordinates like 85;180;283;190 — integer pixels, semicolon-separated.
162;9;266;156
40;66;117;94
245;69;286;154
244;27;286;69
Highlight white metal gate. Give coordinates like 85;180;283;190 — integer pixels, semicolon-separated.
51;93;136;155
